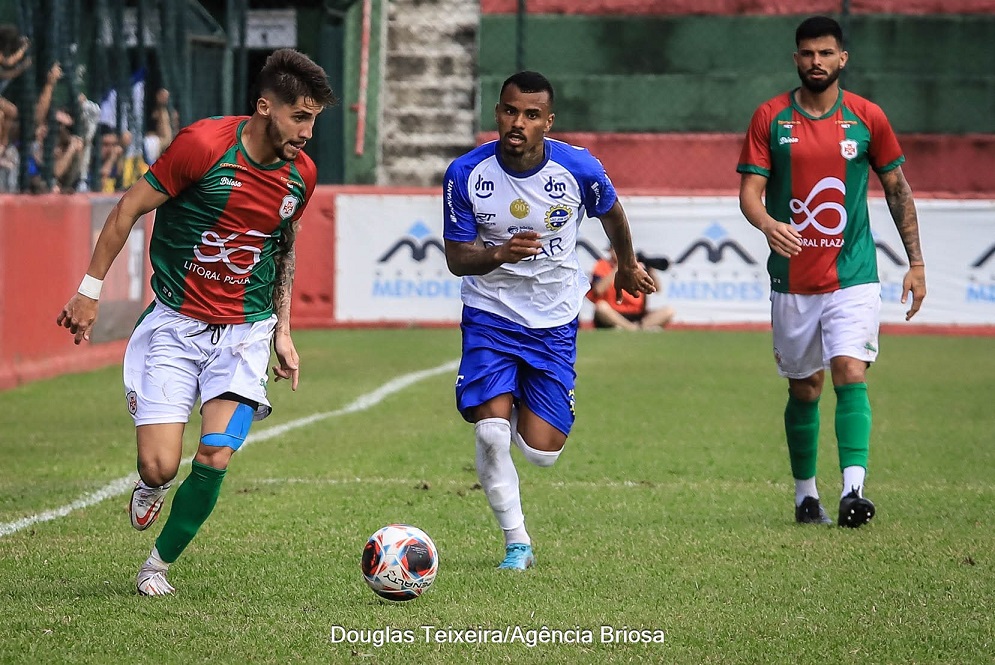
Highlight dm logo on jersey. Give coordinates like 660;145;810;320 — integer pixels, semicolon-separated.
510;198;530;219
544;176;566;199
674;223;756;265
789;177;847;235
474;174;494;199
839;139;859;160
377;220;445;263
544;204;572;231
279;195;299;220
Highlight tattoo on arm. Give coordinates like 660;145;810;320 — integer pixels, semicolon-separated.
881;168;924;265
273;220;298;331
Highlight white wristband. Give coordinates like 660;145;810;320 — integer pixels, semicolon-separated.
78;274;103;300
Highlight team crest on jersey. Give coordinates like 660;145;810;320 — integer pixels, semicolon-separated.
510;198;530;219
126;390;138;415
839;139;858;160
279;194;299;220
544;204;572;231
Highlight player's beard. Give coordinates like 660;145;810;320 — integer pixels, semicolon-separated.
266;116;298;161
797;66;840;94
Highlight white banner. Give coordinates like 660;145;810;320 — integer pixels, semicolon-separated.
334;194;995;326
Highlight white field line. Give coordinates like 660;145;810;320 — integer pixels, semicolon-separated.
0;360;459;538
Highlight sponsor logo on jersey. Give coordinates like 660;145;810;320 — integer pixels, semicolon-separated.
544;204;572;231
839;139;858;160
777;121;796;128
474;174;494;199
219;162;249;171
789;177;847;235
590;182;602;209
475;212;496;223
510;198;530;219
507;225;535;235
281;177;302;189
544;176;567;199
836;120;857;129
192;229;267;275
279;194;299;220
220;176;243;188
779;136;799;145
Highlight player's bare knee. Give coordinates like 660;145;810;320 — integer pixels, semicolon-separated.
138;459;178;487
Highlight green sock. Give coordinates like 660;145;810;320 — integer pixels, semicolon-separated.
154;460;227;564
784;393;820;480
835;382;871;471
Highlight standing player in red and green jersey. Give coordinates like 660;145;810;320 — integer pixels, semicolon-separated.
57;49;336;595
737;16;926;528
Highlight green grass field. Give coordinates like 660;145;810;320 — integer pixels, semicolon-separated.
1;328;993;664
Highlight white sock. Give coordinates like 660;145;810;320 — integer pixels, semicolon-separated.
794;477;818;506
146;546;169;570
475;418;529;541
504;525;531;547
842;466;866;498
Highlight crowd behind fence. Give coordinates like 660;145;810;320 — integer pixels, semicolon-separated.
0;0;248;195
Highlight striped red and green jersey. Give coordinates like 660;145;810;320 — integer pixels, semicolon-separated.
144;116;317;324
737;89;904;294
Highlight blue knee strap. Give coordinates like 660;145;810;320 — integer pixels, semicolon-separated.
201;402;254;451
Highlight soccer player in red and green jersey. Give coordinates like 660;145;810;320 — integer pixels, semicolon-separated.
737;16;926;528
57;49;336;595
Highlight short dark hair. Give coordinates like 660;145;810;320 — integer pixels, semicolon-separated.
500;71;555;107
795;16;844;48
258;48;337;108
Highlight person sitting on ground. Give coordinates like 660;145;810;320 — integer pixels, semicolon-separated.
587;247;675;330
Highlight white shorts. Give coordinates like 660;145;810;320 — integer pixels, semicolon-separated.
770;283;881;379
123;301;276;426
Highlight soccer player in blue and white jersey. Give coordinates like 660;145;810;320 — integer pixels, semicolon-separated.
443;71;656;570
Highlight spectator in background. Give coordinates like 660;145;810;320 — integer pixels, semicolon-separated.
0;25;30;150
98;124;123;193
587;246;675;331
75;90;102;192
119;129;148;189
52;108;84;192
0;114;19;193
144;87;178;163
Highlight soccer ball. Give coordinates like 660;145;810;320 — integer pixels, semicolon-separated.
361;524;438;601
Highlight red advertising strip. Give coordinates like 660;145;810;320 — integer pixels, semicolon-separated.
481;0;995;15
478;132;995;197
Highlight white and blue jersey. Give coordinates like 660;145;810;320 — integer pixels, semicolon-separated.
443;138;617;329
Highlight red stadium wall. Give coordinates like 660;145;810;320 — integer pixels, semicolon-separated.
478;132;995;197
481;0;995;15
0;195;126;389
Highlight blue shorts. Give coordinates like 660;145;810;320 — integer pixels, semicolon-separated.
455;306;578;436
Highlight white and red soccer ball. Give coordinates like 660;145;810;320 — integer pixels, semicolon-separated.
361;524;438;601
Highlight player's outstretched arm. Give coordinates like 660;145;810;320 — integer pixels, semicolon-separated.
739;173;802;259
597;200;655;301
879;167;926;320
57;178;169;344
272;219;300;390
444;232;542;277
